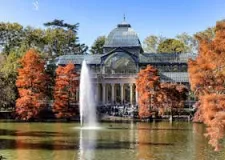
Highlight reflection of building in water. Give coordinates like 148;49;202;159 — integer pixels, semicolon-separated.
51;20;196;107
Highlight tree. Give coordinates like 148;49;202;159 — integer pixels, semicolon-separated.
176;32;198;53
22;26;46;52
136;65;160;118
0;21;88;57
44;19;88;55
44;19;78;33
0;75;16;110
160;83;188;118
0;22;23;55
0;55;16;110
157;38;186;53
194;27;215;41
16;49;49;120
0;50;25;109
90;36;106;54
188;20;225;151
53;63;78;119
143;35;165;53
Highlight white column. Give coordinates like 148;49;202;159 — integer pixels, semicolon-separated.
135;84;138;105
120;83;124;104
102;83;106;104
111;83;115;103
130;83;133;104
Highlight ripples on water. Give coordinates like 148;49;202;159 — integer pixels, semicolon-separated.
0;122;224;160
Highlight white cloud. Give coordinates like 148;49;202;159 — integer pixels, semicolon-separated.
33;0;39;11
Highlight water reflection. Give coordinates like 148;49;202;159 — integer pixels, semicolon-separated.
137;123;154;160
1;122;225;160
79;129;97;160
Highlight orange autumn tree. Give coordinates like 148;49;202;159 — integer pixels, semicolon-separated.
16;49;49;120
53;63;78;119
160;83;188;117
136;65;160;118
188;20;225;151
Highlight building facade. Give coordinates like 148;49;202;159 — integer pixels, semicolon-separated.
53;21;196;106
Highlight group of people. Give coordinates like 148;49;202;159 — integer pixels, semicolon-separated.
97;104;138;117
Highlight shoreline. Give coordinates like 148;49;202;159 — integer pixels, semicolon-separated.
0;115;193;123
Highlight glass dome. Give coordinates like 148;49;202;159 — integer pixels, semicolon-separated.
104;52;137;74
104;22;141;48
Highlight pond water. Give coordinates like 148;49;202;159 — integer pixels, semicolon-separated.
0;121;224;160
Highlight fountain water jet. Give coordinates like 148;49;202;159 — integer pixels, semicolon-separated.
79;60;98;128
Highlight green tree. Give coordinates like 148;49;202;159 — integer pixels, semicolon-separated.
0;22;23;55
194;27;215;41
44;19;78;33
90;36;106;54
157;38;186;53
0;75;16;110
143;35;165;53
44;19;88;55
0;20;88;57
0;55;16;110
0;51;23;109
23;27;46;51
176;32;198;53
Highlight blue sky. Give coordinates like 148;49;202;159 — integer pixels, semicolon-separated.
0;0;225;48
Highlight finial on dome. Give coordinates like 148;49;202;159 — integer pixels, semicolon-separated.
117;14;131;27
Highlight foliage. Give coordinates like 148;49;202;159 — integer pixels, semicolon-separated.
0;50;24;109
0;20;87;57
16;49;49;120
160;83;188;115
44;19;78;33
143;33;198;53
195;27;216;41
136;65;188;118
143;35;165;53
0;22;23;55
90;36;106;54
188;20;225;151
157;38;186;53
1;51;22;78
0;75;17;110
136;65;160;118
44;19;88;55
0;55;16;109
176;32;198;53
53;63;78;118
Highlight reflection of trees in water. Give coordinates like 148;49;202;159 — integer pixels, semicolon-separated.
12;123;75;159
192;123;224;160
137;123;154;160
193;123;205;160
137;122;173;159
15;123;31;160
137;122;195;160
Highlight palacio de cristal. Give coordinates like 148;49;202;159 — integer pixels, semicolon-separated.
53;20;196;107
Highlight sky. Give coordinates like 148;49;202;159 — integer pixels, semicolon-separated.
0;0;225;48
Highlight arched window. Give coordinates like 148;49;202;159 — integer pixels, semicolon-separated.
104;52;137;74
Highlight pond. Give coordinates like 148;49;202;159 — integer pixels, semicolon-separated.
0;121;224;160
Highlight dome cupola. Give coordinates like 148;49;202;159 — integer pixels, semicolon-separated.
104;20;142;48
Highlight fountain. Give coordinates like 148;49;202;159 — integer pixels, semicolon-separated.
79;60;98;128
79;60;99;159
